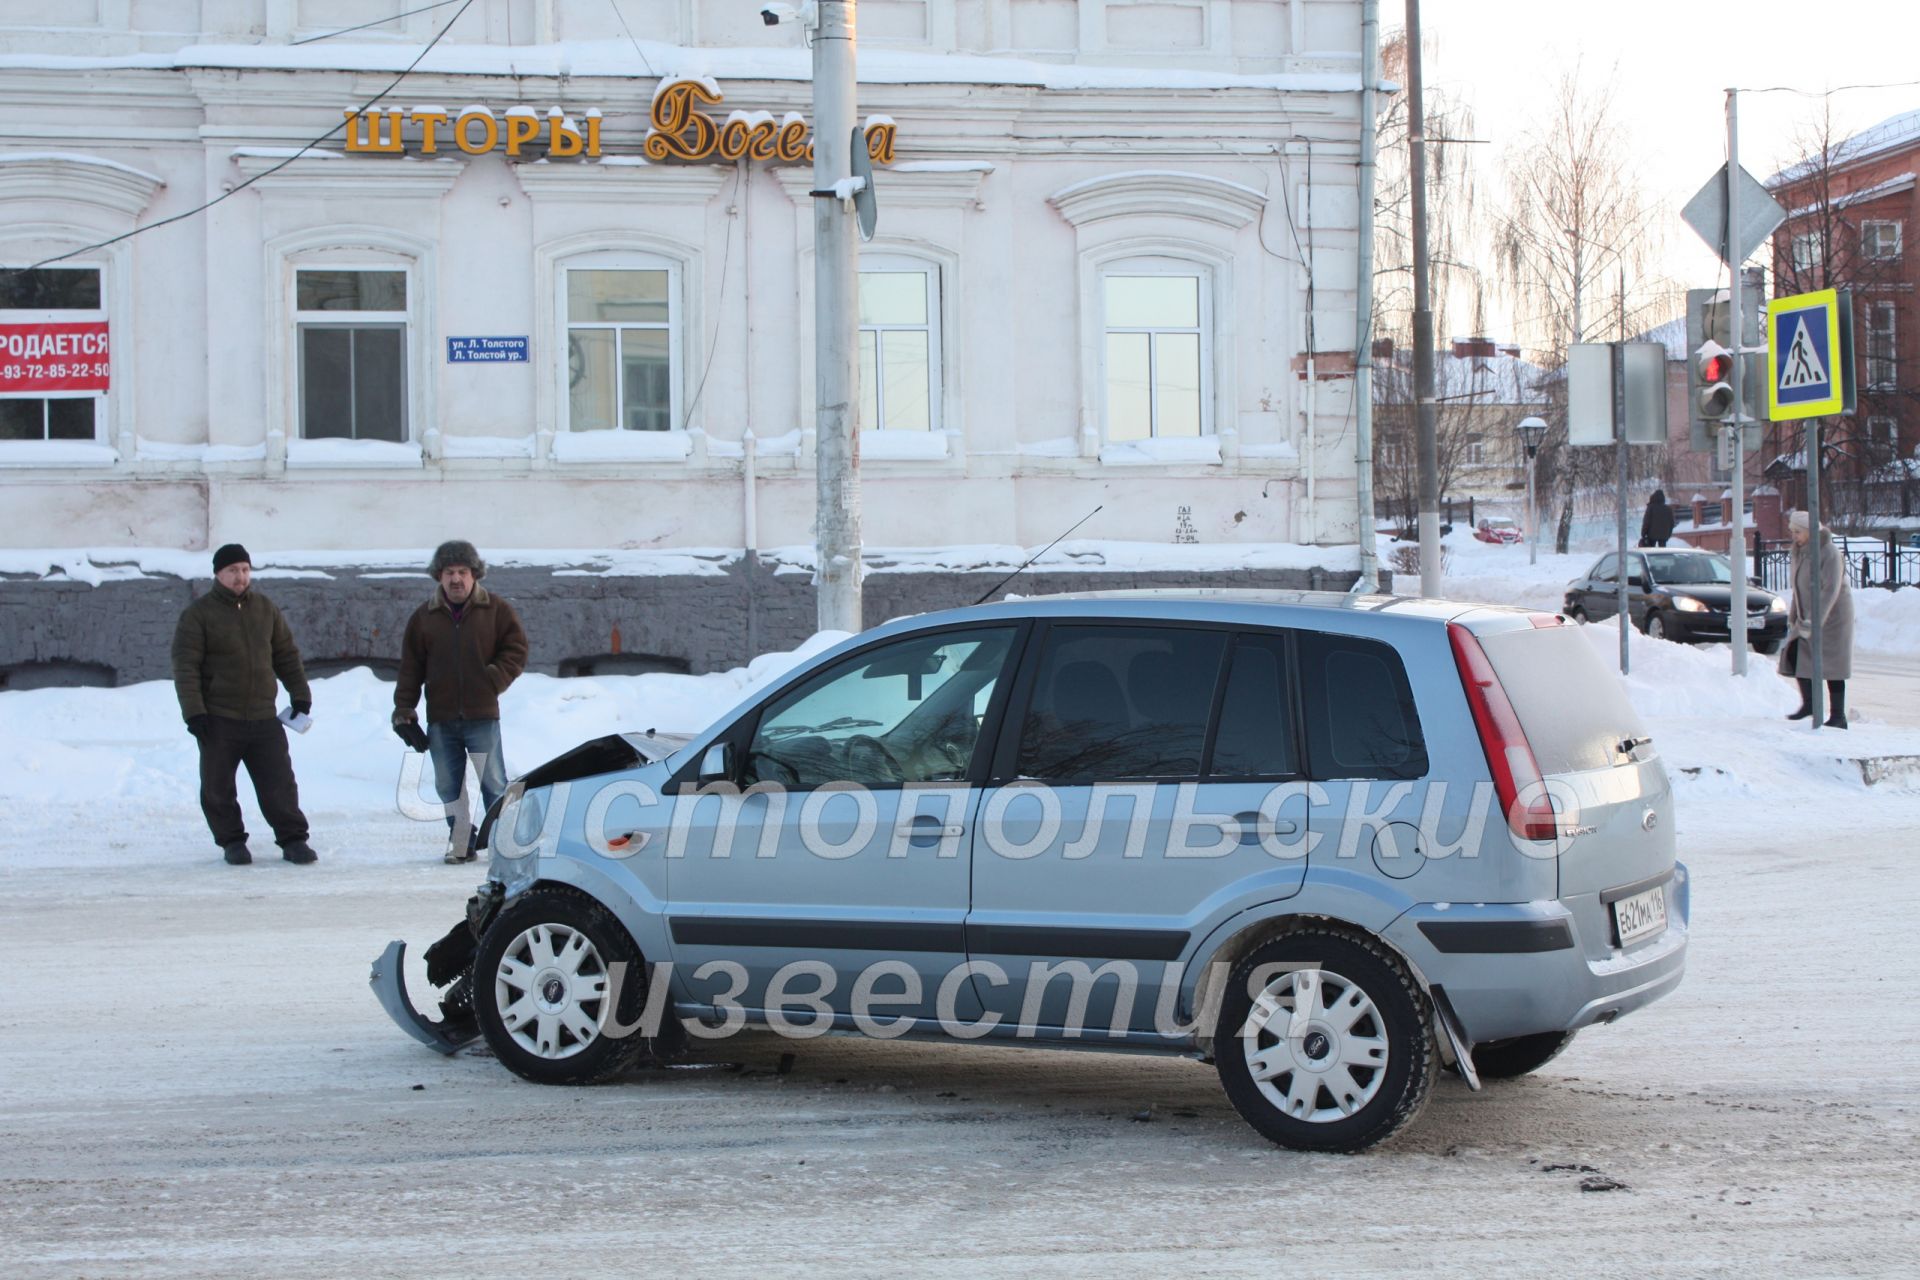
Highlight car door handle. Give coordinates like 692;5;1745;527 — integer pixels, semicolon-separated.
898;816;964;845
1214;812;1298;842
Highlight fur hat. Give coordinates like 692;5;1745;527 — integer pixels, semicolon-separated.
1788;510;1811;535
427;539;486;580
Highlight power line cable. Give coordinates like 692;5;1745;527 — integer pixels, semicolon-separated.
605;0;659;79
5;0;478;276
290;0;469;45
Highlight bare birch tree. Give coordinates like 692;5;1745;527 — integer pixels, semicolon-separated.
1493;64;1669;550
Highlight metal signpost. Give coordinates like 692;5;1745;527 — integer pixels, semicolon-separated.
1567;341;1668;674
1766;287;1855;729
1681;94;1787;676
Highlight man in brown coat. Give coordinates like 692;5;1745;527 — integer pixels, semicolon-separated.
171;544;318;865
393;540;529;862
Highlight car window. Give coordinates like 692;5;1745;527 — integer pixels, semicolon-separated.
1592;554;1618;582
1208;633;1299;778
1296;631;1428;780
1016;625;1227;782
1644;552;1730;584
745;628;1016;788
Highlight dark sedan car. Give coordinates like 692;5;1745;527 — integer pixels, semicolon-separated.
1564;549;1786;653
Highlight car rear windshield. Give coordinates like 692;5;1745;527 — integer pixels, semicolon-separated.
1478;625;1647;775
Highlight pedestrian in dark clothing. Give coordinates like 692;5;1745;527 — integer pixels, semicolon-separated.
394;541;529;862
1639;490;1675;548
171;544;317;865
1780;510;1854;729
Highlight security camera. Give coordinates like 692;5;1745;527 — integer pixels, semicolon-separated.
761;7;781;25
761;3;808;25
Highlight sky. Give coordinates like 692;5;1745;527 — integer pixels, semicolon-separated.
1417;0;1920;345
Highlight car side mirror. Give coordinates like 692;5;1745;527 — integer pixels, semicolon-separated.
697;742;734;784
1628;575;1647;589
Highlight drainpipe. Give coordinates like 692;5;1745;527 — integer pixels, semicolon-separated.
1348;0;1380;595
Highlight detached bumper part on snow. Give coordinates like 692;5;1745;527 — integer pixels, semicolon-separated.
369;883;503;1055
369;939;479;1055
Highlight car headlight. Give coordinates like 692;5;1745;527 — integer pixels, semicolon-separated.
1768;595;1786;613
1671;595;1706;613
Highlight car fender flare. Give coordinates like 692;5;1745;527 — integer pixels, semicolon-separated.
1178;866;1433;1055
505;859;677;992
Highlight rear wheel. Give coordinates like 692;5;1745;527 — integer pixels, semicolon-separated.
474;886;662;1085
1214;928;1436;1153
1471;1030;1576;1080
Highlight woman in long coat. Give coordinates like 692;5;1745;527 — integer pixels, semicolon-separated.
1779;509;1854;728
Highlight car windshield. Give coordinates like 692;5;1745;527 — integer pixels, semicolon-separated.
1644;552;1731;584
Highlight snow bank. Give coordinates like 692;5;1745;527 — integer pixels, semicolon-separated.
0;633;848;870
1852;587;1920;655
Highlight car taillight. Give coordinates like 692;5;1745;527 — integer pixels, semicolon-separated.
1448;622;1558;841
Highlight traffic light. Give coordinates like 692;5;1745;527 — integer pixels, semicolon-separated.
1686;287;1766;452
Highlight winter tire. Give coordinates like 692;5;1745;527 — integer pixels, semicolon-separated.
1645;613;1669;641
1471;1029;1576;1080
1214;927;1436;1153
1754;637;1780;656
474;886;657;1085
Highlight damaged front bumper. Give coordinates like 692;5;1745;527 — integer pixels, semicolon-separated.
368;881;504;1055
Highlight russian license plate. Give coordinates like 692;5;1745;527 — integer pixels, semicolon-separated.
1746;615;1765;631
1613;884;1668;947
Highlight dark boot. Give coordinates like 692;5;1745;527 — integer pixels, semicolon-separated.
222;841;252;866
281;839;318;865
1825;681;1848;730
1786;678;1814;721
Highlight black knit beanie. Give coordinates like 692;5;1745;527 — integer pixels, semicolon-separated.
212;544;250;573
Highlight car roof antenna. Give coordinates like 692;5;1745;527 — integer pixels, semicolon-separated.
971;505;1103;606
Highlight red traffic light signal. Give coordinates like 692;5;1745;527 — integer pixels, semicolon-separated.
1699;351;1730;384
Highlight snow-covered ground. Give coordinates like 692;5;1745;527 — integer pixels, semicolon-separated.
4;570;1919;1276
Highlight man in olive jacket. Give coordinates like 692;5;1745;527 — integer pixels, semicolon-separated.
171;544;318;866
393;540;529;862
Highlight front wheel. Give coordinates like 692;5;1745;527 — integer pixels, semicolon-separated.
1471;1030;1576;1080
1214;928;1436;1153
1645;612;1670;641
474;886;660;1085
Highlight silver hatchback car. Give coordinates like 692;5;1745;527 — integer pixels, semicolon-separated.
374;591;1689;1153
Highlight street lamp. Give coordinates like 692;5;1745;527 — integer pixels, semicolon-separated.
1516;415;1548;566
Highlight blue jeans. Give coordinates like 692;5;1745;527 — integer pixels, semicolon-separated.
428;718;507;835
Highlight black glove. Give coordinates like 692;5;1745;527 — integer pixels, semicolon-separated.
187;714;210;739
394;720;430;753
291;700;312;717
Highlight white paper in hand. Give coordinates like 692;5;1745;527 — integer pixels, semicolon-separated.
278;708;314;734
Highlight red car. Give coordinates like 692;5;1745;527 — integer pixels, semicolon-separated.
1473;517;1523;545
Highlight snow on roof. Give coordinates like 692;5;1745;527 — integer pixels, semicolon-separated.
1786;171;1916;219
1379;350;1549;405
1768;107;1920;187
1631;314;1688;362
0;40;1363;94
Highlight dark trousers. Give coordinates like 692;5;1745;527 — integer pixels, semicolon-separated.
197;716;309;848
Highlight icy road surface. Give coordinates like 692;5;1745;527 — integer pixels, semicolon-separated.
3;796;1918;1279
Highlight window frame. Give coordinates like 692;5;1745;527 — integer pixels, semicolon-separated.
1862;219;1903;261
1098;258;1214;442
857;255;943;433
1790;230;1825;272
989;620;1321;787
1866;300;1898;389
0;262;108;445
558;251;684;435
1867;415;1898;460
717;621;1032;794
286;259;417;444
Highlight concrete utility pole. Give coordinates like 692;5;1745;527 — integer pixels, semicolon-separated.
813;0;863;634
1350;0;1380;596
1405;0;1440;597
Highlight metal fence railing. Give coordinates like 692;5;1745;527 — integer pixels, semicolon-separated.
1752;538;1920;593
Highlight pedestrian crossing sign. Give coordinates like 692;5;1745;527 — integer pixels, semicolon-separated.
1766;288;1851;420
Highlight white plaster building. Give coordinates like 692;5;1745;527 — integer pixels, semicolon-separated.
0;1;1367;562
